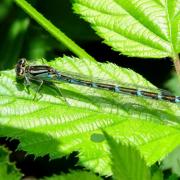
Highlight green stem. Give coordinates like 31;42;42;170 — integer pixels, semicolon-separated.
14;0;96;62
173;54;180;77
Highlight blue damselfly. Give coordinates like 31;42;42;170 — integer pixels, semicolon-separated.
15;58;180;103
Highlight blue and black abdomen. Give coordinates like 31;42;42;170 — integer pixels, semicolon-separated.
58;74;180;103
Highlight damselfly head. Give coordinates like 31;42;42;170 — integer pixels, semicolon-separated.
15;58;27;79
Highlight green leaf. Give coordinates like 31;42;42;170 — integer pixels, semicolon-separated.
165;73;180;95
73;0;180;58
0;146;22;180
151;171;163;180
161;146;180;177
151;165;163;180
167;174;179;180
0;56;180;175
104;132;151;180
44;171;102;180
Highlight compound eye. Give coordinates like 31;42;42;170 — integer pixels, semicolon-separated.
20;68;25;75
16;59;26;79
18;58;27;67
16;68;25;79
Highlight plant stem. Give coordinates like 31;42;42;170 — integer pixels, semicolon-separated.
173;54;180;77
14;0;96;62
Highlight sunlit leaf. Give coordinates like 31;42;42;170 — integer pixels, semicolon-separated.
73;0;180;58
0;56;180;175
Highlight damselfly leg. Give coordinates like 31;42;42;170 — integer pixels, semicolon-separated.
51;83;70;105
23;75;43;100
32;79;43;101
27;76;69;104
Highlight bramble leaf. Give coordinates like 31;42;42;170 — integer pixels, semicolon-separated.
0;146;22;180
0;56;180;175
104;132;151;180
73;0;180;58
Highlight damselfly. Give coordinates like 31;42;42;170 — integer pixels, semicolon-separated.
15;58;180;103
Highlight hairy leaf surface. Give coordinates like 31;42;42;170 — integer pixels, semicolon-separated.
73;0;180;58
0;56;180;175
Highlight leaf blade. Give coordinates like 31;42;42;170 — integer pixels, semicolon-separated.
104;132;151;180
0;57;180;175
73;0;180;58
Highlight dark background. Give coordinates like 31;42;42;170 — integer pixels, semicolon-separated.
0;0;176;178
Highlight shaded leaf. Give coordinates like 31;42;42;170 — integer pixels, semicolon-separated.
104;132;151;180
44;171;102;180
161;146;180;177
151;165;163;180
0;146;22;180
165;73;180;95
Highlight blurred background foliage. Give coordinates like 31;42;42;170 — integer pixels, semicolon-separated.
0;0;99;69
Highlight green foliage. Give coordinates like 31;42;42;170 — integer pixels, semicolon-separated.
0;56;180;175
165;73;180;95
0;146;22;179
151;167;163;180
0;0;30;69
104;132;152;180
161;146;180;177
0;0;13;21
14;0;96;62
44;171;102;180
0;0;179;178
73;0;180;58
167;174;179;180
0;0;98;70
0;12;30;69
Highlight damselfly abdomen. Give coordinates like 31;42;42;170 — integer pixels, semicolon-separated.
15;58;180;103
